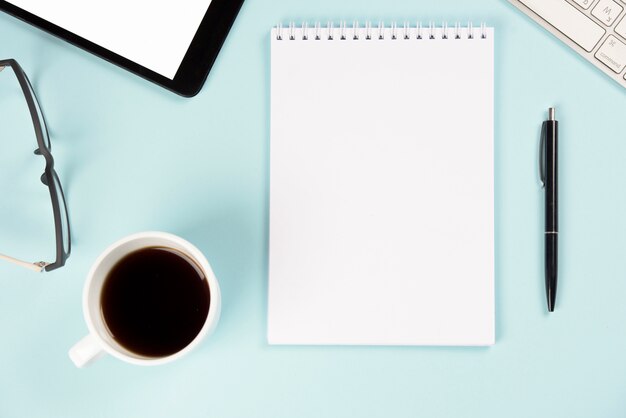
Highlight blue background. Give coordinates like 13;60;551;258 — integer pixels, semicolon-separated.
1;0;626;417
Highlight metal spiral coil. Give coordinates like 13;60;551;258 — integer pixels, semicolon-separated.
275;21;488;41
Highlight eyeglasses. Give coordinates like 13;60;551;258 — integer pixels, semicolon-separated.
0;59;71;272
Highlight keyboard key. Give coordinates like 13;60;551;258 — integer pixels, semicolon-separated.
572;0;595;10
595;35;626;72
518;0;606;51
615;16;626;38
592;0;623;26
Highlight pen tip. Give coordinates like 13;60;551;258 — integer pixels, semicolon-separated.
548;107;555;121
547;290;556;312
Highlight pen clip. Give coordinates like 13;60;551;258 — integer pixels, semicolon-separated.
539;121;546;188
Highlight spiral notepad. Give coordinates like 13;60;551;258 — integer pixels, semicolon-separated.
269;22;495;345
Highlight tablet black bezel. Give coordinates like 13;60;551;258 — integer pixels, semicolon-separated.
0;0;244;97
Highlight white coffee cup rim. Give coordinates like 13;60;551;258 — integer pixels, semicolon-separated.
76;231;220;366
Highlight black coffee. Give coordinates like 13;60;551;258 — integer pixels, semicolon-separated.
101;247;210;358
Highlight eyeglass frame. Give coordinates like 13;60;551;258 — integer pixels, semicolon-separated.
0;58;71;272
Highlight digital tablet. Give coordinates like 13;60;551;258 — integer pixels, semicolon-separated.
0;0;244;97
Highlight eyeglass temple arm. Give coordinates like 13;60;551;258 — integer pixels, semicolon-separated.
0;253;46;272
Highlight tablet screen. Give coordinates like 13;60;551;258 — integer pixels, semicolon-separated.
9;0;212;79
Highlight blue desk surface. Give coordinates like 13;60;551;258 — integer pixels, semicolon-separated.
1;0;625;417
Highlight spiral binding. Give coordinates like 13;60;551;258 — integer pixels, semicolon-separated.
275;21;488;41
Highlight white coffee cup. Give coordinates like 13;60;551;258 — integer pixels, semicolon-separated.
68;231;221;367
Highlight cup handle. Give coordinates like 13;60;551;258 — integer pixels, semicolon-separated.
69;334;105;368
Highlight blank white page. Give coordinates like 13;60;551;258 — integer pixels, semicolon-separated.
269;24;494;345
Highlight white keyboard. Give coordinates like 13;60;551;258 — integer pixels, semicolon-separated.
509;0;626;89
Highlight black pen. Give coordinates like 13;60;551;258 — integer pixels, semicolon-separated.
540;107;558;312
